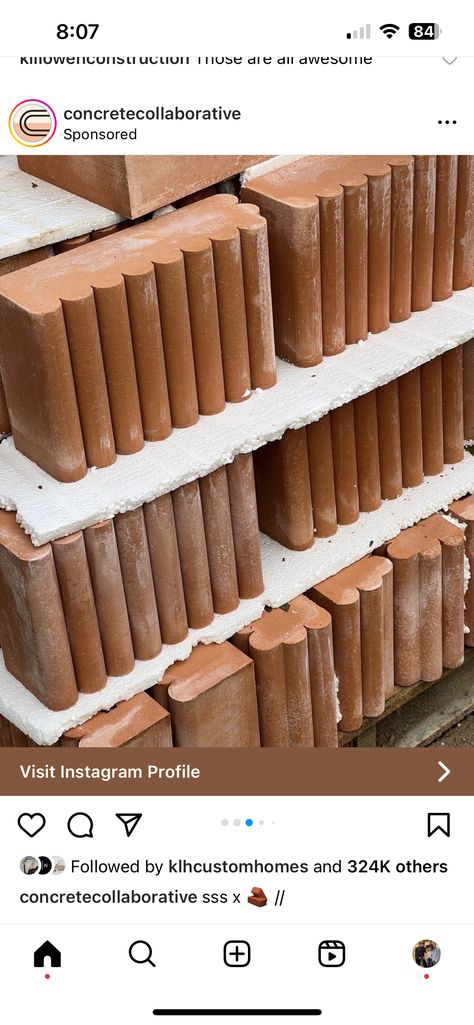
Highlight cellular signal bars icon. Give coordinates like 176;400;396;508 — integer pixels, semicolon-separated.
347;25;371;39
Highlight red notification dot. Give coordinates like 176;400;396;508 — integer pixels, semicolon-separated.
45;974;50;980
424;974;429;979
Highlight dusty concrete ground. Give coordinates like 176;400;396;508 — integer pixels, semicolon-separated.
429;712;474;747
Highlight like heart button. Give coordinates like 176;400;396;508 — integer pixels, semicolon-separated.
17;813;46;837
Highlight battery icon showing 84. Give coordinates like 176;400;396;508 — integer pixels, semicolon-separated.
409;23;441;39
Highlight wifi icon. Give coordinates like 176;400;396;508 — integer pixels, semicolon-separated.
379;23;400;38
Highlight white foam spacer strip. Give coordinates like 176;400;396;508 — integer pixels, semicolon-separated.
0;156;121;259
2;289;474;546
1;454;473;746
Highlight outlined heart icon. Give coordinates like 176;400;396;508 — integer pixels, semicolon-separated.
17;813;46;837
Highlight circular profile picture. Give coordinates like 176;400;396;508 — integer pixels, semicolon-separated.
20;855;40;876
52;857;66;875
8;99;57;147
413;939;441;968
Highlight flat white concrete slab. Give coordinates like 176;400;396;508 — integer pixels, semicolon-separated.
2;288;474;545
1;453;472;745
0;156;121;259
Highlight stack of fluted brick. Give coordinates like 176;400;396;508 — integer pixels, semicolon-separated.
253;350;465;549
242;155;474;364
0;195;275;481
0;512;466;748
0;153;473;749
0;453;263;710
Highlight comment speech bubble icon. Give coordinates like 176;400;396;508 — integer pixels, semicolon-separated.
67;813;94;839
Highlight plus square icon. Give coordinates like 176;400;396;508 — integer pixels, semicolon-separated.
224;940;251;967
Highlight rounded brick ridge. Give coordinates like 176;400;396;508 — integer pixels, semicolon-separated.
387;512;464;560
450;493;474;520
0;509;49;561
313;555;393;604
162;641;253;704
0;196;265;312
242;155;413;206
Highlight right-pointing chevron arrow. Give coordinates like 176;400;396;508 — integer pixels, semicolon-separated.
438;761;451;783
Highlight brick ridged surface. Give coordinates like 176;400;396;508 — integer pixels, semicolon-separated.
152;642;260;747
0;510;470;747
380;514;465;685
242;155;474;366
254;349;466;551
0;195;276;482
449;494;474;648
0;453;263;710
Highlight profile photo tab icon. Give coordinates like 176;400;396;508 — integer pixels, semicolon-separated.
413;939;441;970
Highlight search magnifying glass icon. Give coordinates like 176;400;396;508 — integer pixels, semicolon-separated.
129;940;156;967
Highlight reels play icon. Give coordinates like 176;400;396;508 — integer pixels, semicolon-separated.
318;940;346;967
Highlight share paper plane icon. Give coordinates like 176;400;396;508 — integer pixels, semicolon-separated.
116;813;142;838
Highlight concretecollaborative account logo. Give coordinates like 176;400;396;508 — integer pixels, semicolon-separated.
8;99;57;147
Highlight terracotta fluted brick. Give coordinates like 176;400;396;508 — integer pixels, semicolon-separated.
61;694;172;748
0;195;275;481
376;380;403;500
0;246;52;277
17;155;267;218
411;156;436;311
60;292;116;469
450;494;474;646
84;520;135;676
368;167;391;335
200;468;240;615
306;415;338;537
354;391;381;512
0;511;77;710
398;369;424;488
432;156;458;301
420;356;444;475
182;239;225;415
239;218;277;391
123;263;172;441
290;595;338;747
114;508;162;660
93;274;145;454
243;156;414;365
385;514;465;685
453;156;474;290
0;376;10;436
52;532;107;693
390;158;414;322
212;229;252;402
330;403;359;524
54;233;91;254
463;339;474;440
233;599;337;747
144;494;188;644
154;250;199;428
243;608;313;747
153;642;260;747
344;175;369;344
172;481;214;629
254;428;314;551
310;556;394;730
317;189;345;356
442;348;465;463
226;454;264;598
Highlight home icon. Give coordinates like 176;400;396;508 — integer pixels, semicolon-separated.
34;940;62;968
